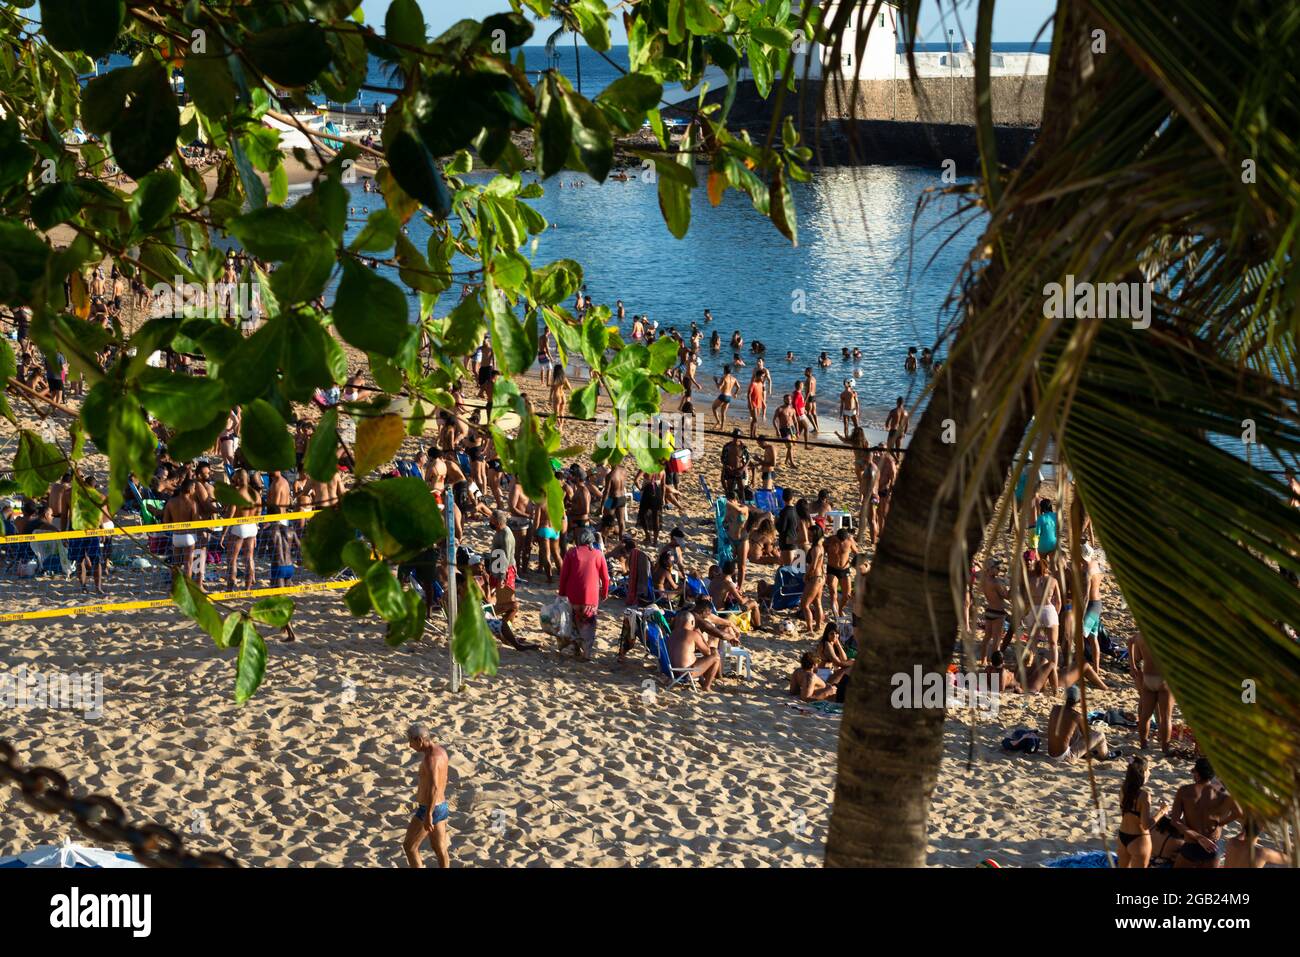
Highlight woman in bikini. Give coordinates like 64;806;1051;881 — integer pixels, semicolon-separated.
1116;755;1169;868
799;525;827;635
222;469;262;588
219;406;242;467
548;362;569;416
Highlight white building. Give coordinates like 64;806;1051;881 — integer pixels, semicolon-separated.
792;2;1048;80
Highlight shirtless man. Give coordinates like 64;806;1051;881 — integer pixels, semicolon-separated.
1223;814;1288;868
803;368;819;433
401;725;451;868
723;498;750;587
720;431;748;501
707;561;762;628
750;435;776;491
162;479;202;586
1130;632;1175;753
772;396;798;467
602;460;630;537
823;527;859;618
266;469;297;587
875;444;899;530
667;611;721;691
712;364;739;428
193;461;220;519
1046;685;1109;760
47;473;72;530
885;396;909;452
1169;758;1234;868
838;380;859;434
689;595;742;648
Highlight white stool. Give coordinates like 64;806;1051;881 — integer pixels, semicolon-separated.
719;641;752;679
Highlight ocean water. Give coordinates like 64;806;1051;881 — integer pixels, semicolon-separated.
335;164;980;422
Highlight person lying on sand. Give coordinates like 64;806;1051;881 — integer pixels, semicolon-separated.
1046;685;1109;761
402;725;450;868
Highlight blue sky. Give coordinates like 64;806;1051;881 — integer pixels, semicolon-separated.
359;1;1056;45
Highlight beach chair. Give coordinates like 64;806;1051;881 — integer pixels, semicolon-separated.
645;620;697;691
712;498;733;565
768;565;804;612
752;488;781;514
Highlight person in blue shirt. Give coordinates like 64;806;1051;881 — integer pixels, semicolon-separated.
1035;499;1059;558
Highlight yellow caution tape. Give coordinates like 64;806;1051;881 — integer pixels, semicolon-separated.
0;509;320;545
0;578;354;623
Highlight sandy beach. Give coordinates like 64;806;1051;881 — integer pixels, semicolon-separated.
1;354;1195;867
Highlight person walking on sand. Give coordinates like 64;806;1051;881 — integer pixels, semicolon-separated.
773;395;798;467
557;527;610;659
1130;632;1175;753
885;396;909;452
747;371;765;438
838;380;859;434
402;725;450;868
712;364;739;427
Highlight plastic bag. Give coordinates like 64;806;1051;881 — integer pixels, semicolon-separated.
540;595;573;638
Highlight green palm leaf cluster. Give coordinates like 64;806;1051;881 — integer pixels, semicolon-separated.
938;0;1300;830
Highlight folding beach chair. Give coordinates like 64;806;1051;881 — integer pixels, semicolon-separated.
768;565;804;612
646;620;697;692
752;488;780;514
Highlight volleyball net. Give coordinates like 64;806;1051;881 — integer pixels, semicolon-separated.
0;510;356;623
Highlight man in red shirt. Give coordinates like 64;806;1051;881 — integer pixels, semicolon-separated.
557;527;610;660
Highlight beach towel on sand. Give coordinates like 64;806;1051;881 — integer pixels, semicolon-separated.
1044;850;1116;868
1001;728;1041;753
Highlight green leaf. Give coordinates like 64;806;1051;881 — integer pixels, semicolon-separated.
31;183;82;231
365;562;407;622
172;576;223;646
452;577;499;676
69;474;108;531
485;284;533;376
218;615;242;652
348;208;401;253
244;22;332;87
234;621;269;704
385;131;451;218
251;596;295;628
107;62;180;180
136;368;226;430
568;380;599;419
531;259;582;306
39;0;124;59
595;73;663;131
130;171;181;233
442;295;487;354
303;408;340;482
648;335;680;375
385;0;426;46
0;338;17;424
184;53;237;120
13;431;65;498
333;258;410;357
341;477;445;562
240;399;295;471
559;85;614;181
223;319;284;403
770;165;797;245
229;207;323;262
302;507;353;576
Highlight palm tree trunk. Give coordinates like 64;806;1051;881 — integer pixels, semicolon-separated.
825;2;1091;867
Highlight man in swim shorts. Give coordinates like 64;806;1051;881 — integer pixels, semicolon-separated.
402;724;451;868
162;479;202;587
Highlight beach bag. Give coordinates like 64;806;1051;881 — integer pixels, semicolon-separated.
540;595;573;639
725;609;754;633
